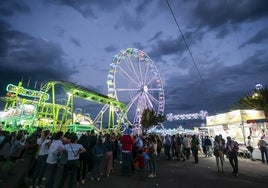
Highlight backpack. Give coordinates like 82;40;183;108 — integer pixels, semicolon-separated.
230;141;239;153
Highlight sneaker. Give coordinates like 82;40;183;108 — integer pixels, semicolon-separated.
76;182;79;186
97;178;100;181
147;174;154;178
107;173;110;178
90;177;94;181
81;179;85;184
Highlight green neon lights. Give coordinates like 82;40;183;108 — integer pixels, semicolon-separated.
6;84;49;100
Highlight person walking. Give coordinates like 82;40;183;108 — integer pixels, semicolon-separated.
213;135;225;175
87;130;97;174
190;135;199;164
147;135;158;178
120;127;135;176
257;136;268;164
183;135;191;160
91;137;106;181
103;134;114;177
246;136;254;161
204;136;212;157
76;134;90;185
176;134;186;161
164;134;172;160
226;136;239;176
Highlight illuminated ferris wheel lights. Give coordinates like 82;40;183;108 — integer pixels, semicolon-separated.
108;48;165;125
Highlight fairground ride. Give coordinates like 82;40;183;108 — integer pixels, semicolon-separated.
0;80;126;133
105;48;165;131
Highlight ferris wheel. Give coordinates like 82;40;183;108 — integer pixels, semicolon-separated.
107;48;165;126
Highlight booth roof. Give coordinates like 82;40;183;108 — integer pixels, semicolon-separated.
246;118;268;123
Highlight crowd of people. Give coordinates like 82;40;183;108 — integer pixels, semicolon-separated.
0;126;267;187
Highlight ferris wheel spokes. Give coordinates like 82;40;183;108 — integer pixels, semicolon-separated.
116;88;140;91
125;54;142;84
117;65;140;87
145;73;159;87
145;92;160;105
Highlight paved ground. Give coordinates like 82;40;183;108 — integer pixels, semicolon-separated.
82;155;268;188
1;154;268;188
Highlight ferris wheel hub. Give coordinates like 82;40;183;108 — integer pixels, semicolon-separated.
143;85;148;92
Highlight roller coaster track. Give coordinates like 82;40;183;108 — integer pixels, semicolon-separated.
1;80;127;133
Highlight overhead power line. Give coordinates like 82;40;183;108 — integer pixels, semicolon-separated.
164;0;207;91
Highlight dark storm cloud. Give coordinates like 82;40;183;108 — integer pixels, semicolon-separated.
239;27;268;48
115;0;154;31
114;11;146;31
55;26;65;37
45;0;124;19
148;32;163;42
164;51;268;115
46;0;152;32
148;30;205;62
192;0;268;30
0;19;77;95
69;37;81;47
149;36;184;60
215;27;232;39
0;0;30;16
132;42;145;51
104;45;117;53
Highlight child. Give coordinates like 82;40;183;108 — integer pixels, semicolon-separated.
134;149;149;180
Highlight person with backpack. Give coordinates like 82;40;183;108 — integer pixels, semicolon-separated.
226;136;239;176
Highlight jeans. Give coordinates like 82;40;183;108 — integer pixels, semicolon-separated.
32;154;48;186
58;160;79;188
148;154;157;175
91;155;104;179
228;153;238;174
121;152;132;176
45;163;58;188
164;145;171;160
260;147;268;163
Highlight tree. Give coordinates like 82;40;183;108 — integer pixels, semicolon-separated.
140;108;166;133
235;86;268;117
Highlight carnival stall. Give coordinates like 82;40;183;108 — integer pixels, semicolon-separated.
205;109;266;146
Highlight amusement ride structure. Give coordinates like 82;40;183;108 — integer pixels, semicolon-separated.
0;48;165;133
0;80;126;133
107;48;165;128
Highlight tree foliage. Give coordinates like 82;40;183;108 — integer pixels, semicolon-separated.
140;108;166;132
236;86;268;117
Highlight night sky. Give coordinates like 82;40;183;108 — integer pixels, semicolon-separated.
0;0;268;128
